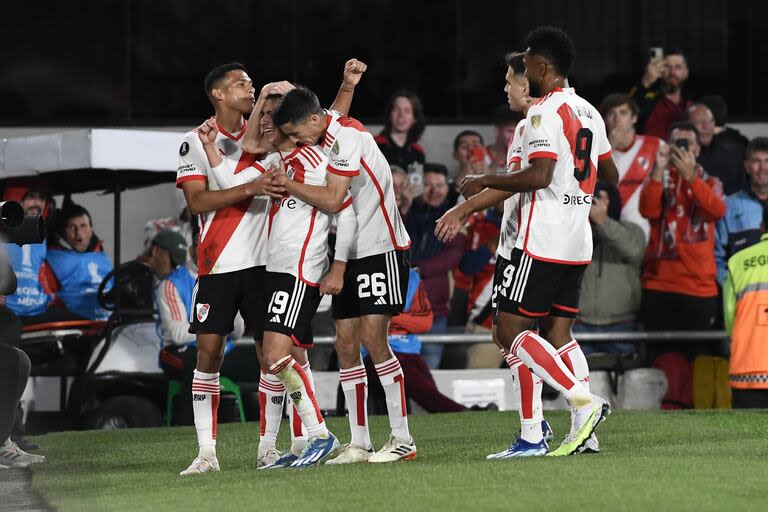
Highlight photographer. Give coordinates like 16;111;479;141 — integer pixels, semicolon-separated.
638;121;726;331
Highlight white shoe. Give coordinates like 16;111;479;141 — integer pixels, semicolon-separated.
325;444;374;465
257;449;282;468
368;436;416;463
0;439;45;467
179;456;220;475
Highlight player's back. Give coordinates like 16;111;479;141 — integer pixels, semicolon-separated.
322;110;410;259
516;88;612;264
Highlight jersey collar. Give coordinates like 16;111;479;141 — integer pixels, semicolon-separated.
215;119;247;142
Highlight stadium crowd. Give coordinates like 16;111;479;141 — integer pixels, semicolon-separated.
1;43;767;470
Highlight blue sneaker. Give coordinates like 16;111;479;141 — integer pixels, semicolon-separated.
541;419;555;443
259;452;299;470
486;438;548;459
289;433;340;468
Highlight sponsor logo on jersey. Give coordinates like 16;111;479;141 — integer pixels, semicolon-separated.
196;303;210;322
177;163;197;174
272;197;297;209
333;159;350;168
193;394;207;401
290;391;302;401
531;115;542;128
179;142;190;156
563;194;593;205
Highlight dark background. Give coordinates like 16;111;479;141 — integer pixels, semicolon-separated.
1;0;766;126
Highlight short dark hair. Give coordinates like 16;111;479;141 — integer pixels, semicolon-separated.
699;95;728;126
493;104;523;127
505;51;526;75
669;120;700;141
264;93;284;102
60;204;92;229
598;93;639;118
204;62;247;97
424;163;448;178
380;90;426;146
525;26;576;76
664;48;688;66
272;87;323;127
453;130;484;152
747;137;768;159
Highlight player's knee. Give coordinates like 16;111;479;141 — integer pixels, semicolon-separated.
334;337;360;364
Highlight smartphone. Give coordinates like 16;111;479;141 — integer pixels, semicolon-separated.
649;46;663;60
407;162;424;195
675;138;689;151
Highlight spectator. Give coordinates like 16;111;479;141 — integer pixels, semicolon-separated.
575;184;645;354
391;165;419;218
638;121;726;331
698;95;750;148
365;268;467;413
44;204;113;321
151;230;253;424
450;130;486;198
629;49;692;140
599;93;662;241
722;205;768;408
715;137;768;285
404;164;467;368
486;105;524;173
374;90;426;171
461;206;503;368
143;189;193;252
688;103;746;195
0;188;55;324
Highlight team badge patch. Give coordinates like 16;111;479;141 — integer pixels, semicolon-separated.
531;115;542;129
331;140;340;155
196;303;210;322
179;142;190;156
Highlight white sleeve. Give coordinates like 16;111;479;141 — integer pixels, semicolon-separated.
507;122;525;170
157;279;195;346
523;107;562;162
176;133;209;188
333;195;357;262
327;128;362;177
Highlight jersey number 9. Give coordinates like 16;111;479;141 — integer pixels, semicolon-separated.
573;128;593;182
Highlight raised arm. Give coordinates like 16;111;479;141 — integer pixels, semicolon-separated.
329;59;367;116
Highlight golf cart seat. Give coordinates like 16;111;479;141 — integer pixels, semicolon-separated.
21;320;107;376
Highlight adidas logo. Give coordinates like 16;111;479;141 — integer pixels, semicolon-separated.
374;297;387;306
270;315;281;323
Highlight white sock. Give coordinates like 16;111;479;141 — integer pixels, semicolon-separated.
192;369;220;459
505;353;543;443
558;340;594;430
374;356;411;441
258;371;285;455
339;365;372;450
270;356;328;438
287;400;306;455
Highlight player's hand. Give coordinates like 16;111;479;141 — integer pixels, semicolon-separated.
197;117;218;146
270;161;291;188
342;58;367;88
319;261;346;295
260;81;295;97
589;190;610;225
642;57;665;88
459;174;485;199
245;169;285;199
434;205;469;243
670;146;697;183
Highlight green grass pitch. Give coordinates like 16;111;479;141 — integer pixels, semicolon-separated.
29;410;768;511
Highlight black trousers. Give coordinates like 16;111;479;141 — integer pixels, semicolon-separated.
732;389;768;409
0;344;30;441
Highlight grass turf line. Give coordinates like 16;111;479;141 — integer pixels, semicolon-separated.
30;410;768;512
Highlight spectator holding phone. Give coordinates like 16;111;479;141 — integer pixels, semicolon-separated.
638;121;726;331
391;166;421;218
629;48;692;140
375;90;426;171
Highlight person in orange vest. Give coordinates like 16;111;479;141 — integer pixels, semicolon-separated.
723;205;768;408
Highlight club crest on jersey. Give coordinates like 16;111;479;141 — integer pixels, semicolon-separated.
179;142;190;156
531;115;542;129
331;140;340;155
196;303;210;322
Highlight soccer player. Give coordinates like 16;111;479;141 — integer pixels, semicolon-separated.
271;87;414;464
437;27;619;457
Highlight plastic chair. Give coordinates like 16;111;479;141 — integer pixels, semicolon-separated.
165;377;246;426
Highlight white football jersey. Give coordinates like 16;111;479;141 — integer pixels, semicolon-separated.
497;120;524;261
516;88;612;264
175;120;270;276
613;134;661;242
321;110;411;259
262;146;351;285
